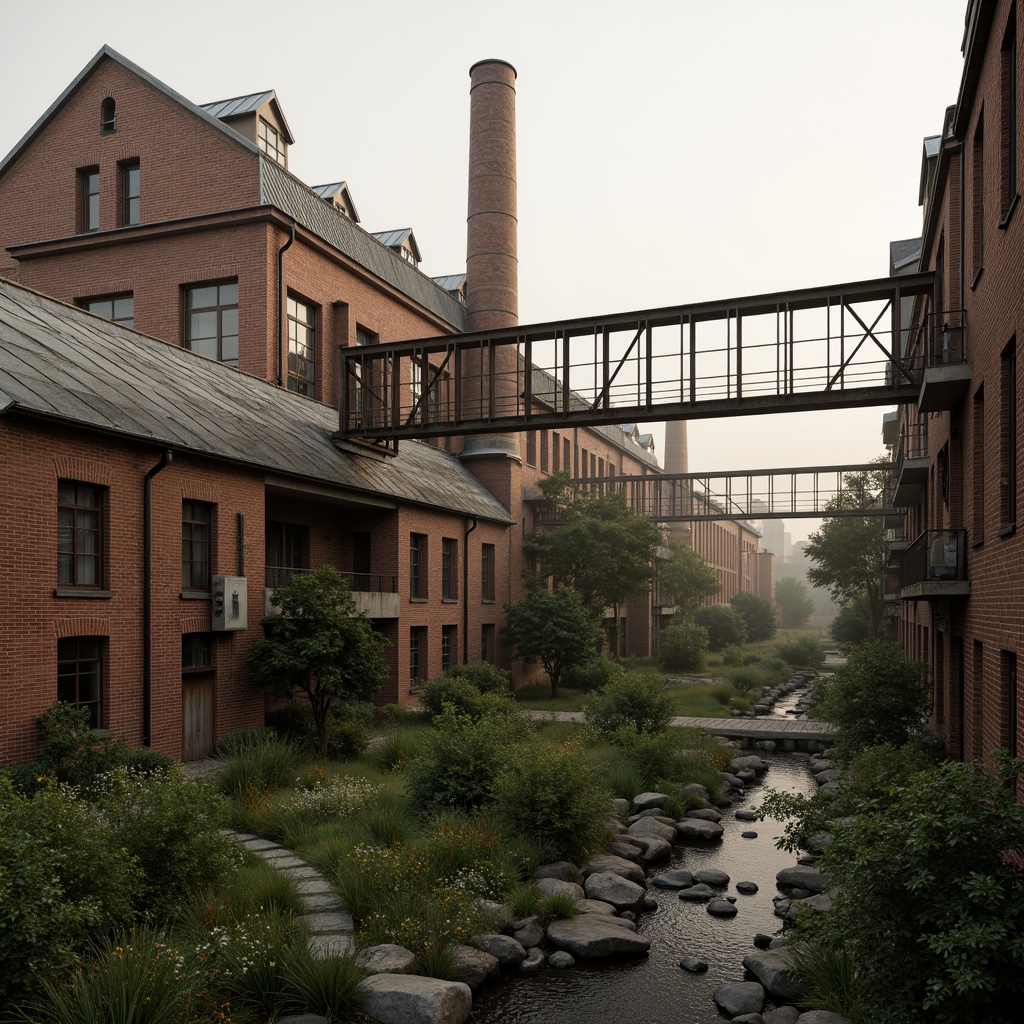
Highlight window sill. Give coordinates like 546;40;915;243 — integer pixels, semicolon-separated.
180;590;212;600
971;265;984;290
441;598;459;604
409;597;427;604
999;522;1017;538
999;193;1020;229
482;599;496;605
972;537;985;549
53;588;114;598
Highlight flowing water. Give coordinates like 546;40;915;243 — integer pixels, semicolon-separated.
470;697;818;1023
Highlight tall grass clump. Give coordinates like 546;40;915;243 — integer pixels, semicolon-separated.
215;732;300;801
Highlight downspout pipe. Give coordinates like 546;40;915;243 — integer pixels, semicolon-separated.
143;450;173;747
463;516;478;663
277;220;296;387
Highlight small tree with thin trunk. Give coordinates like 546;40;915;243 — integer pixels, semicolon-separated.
503;580;604;697
248;565;390;754
775;576;815;629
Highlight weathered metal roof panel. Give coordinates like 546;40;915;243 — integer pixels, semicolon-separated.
0;279;511;523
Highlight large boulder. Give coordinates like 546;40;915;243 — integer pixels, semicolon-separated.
535;877;585;901
631;791;670;812
357;944;416;974
580;854;646;885
574;898;618;915
583;871;646;913
730;755;769;773
676;819;724;841
546;915;651;958
467;933;526;966
533;861;583;884
776;865;832;894
624;833;674;861
511;917;545;949
763;1007;801;1024
651;868;694;889
360;974;472;1024
449;944;499;989
693;868;729;887
478;900;514;933
713;981;765;1016
685;807;722;822
627;816;677;844
742;948;812;1002
606;838;645;863
678;883;715;902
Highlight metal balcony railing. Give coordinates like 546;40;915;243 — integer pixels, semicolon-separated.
265;566;398;593
924;309;967;365
901;529;968;588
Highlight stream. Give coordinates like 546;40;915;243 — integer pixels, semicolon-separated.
470;693;819;1023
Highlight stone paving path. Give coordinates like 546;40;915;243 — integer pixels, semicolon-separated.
220;829;354;959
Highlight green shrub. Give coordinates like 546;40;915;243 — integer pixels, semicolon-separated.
540;890;578;923
605;761;648;802
813;640;929;764
692;604;748;651
0;777;141;1003
727;666;766;696
215;727;276;757
367;724;428;773
215;732;299;800
117;746;177;775
406;706;533;811
610;724;685;789
658;619;709;673
445;661;511;694
420;676;487;718
30;701;126;792
801;757;1024;1024
93;767;238;917
562;652;624;691
776;636;825;670
721;644;745;666
584;671;674;738
266;701;371;760
16;924;199;1024
492;739;611;863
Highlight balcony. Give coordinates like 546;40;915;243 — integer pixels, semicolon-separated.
264;566;400;619
918;310;972;413
900;529;970;600
892;421;929;506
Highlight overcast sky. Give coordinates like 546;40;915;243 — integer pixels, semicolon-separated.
1;0;968;543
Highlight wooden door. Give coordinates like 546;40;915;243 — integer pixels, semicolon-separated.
182;678;214;761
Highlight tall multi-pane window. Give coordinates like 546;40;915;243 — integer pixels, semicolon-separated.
1002;338;1017;530
351;326;377;428
540;431;549;473
265;521;307;588
526;431;537;467
186;281;239;366
481;623;495;663
410;356;424;422
258;117;286;165
57;480;102;588
120;160;140;226
182;500;212;591
481;543;495;602
1001;5;1018;219
441;625;457;672
410;626;427;689
442;537;457;601
57;636;103;728
973;112;985;283
410;533;427;600
84;293;134;327
1003;650;1019;757
973;386;986;541
552;432;560;471
80;167;99;232
287;296;315;395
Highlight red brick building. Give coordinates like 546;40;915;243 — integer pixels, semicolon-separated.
0;48;665;763
888;0;1023;768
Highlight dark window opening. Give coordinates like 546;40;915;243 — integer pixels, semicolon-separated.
57;636;103;728
57;480;103;588
182;500;212;591
100;97;116;134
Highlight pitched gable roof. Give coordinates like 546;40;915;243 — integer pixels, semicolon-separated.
0;277;510;523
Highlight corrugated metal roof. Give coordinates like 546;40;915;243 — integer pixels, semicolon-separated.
0;278;511;523
260;159;466;330
889;237;922;274
431;273;466;292
372;228;413;248
200;91;275;120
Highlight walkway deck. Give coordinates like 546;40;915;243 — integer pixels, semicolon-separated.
525;710;835;747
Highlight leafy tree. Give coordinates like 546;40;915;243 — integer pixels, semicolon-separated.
692;603;747;651
534;472;662;651
828;595;873;647
503;581;604;697
812;639;930;764
804;466;887;640
730;591;777;642
584;671;675;738
248;566;390;755
775;577;814;629
657;540;720;614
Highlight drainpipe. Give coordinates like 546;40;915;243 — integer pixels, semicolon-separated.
277;220;296;387
463;516;478;663
143;450;173;747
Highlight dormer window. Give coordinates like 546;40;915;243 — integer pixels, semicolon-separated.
100;97;116;134
258;117;286;166
400;246;416;265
